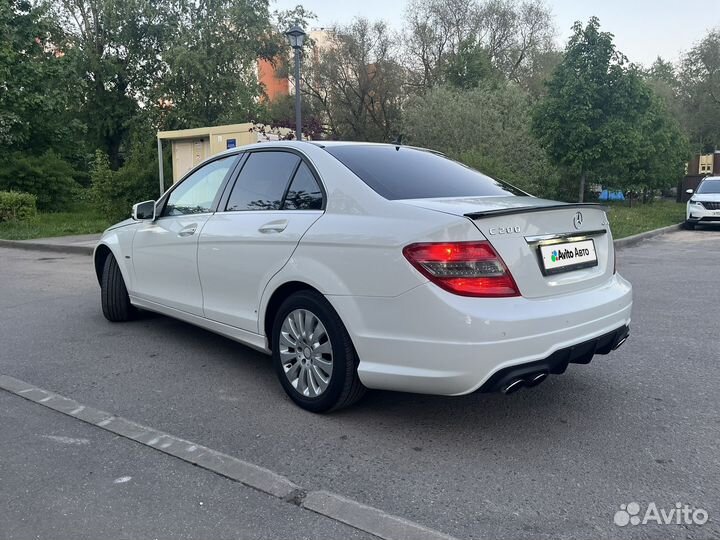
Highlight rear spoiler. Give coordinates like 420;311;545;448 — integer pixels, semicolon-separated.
464;203;608;219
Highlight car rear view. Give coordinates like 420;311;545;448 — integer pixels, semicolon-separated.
322;144;632;396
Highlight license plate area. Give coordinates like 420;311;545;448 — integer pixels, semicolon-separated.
537;239;598;276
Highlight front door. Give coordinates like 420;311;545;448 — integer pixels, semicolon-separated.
131;155;237;315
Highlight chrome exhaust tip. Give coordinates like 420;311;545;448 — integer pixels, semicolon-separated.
502;378;526;395
613;335;629;351
524;371;548;388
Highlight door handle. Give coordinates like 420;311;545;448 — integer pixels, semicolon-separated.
178;224;198;237
258;219;288;233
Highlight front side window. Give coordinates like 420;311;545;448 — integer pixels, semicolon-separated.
163;156;236;217
283;162;323;210
225;151;300;211
324;145;525;200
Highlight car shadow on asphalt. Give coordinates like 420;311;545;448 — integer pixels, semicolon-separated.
131;308;622;448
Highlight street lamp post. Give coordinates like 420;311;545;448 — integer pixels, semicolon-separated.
284;25;306;141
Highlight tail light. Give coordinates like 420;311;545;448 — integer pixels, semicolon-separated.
402;241;520;297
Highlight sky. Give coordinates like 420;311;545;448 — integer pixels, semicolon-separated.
271;0;720;66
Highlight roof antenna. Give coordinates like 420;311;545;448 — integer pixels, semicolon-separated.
392;133;404;149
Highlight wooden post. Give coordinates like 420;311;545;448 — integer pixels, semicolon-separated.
157;137;165;196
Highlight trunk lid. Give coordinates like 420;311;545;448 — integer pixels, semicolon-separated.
397;196;613;298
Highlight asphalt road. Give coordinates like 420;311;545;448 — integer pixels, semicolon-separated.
1;227;719;539
0;392;372;540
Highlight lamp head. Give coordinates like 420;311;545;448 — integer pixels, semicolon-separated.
285;25;306;50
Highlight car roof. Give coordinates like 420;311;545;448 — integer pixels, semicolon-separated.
212;140;443;158
310;141;395;147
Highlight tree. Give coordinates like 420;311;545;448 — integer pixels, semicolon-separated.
158;0;276;130
532;18;685;201
678;28;720;152
643;58;680;107
403;83;559;197
303;19;404;141
403;0;479;89
444;38;498;89
480;0;555;84
402;0;555;90
624;95;687;196
0;0;81;156
54;0;179;168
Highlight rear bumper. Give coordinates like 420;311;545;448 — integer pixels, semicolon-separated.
478;324;629;392
327;274;632;395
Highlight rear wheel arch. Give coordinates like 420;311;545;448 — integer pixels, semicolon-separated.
270;288;366;411
263;281;323;348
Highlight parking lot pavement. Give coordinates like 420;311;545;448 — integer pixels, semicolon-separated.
0;226;719;540
0;392;373;540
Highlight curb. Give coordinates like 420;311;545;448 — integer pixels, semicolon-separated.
0;374;458;540
613;222;683;249
0;239;94;255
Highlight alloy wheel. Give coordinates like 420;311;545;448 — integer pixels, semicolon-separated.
279;309;334;397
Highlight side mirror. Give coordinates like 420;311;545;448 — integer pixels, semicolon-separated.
685;188;694;195
132;200;156;221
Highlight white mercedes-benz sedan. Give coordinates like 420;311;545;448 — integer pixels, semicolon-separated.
94;141;632;412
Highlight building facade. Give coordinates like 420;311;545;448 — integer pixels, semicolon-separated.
680;151;720;201
257;28;334;102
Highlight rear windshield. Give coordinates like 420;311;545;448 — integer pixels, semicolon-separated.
324;145;524;200
697;179;720;194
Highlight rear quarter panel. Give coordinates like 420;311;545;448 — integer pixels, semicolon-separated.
258;205;486;335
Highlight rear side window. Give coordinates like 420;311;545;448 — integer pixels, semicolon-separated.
283;162;323;210
324;145;524;200
226;151;300;211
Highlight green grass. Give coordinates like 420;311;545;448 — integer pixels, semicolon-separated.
605;199;685;239
0;206;112;240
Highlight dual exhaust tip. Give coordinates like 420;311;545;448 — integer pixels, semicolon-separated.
501;333;629;395
502;371;548;395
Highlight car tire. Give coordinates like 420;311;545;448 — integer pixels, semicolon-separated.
684;221;696;230
271;290;365;412
101;254;137;322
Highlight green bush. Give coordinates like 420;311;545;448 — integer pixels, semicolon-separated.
0;152;81;211
0;191;37;222
90;144;160;222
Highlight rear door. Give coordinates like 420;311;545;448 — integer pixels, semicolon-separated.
197;150;324;333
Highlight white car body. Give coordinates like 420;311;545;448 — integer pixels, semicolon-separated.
94;141;632;398
686;176;720;227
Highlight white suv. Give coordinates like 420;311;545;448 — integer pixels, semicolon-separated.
686;176;720;229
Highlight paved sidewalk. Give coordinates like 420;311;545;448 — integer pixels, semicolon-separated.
0;233;100;255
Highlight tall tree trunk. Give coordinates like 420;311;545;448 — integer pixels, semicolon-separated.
579;171;586;203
